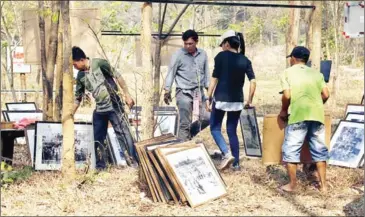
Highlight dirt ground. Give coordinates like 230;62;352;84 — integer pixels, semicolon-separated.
1;127;364;216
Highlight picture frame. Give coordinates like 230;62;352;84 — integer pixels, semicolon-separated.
329;121;364;168
107;127;127;167
344;104;364;118
25;124;36;167
159;144;227;208
6;102;37;111
239;107;262;157
345;112;364;122
154;112;178;137
361;95;364;105
34;121;96;170
3;111;43;122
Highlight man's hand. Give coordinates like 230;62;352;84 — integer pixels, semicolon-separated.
244;100;253;109
164;91;172;105
279;109;289;122
125;95;135;109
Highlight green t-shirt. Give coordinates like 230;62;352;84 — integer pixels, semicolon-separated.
280;64;326;125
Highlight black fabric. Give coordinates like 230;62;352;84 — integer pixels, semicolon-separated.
212;51;255;102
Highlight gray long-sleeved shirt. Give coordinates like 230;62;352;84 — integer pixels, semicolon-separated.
164;48;210;92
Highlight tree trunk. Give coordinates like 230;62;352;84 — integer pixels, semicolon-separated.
286;1;300;67
331;1;340;108
61;0;75;177
45;1;60;121
140;2;155;140
54;13;63;121
153;3;163;106
305;1;314;51
38;1;48;118
324;4;331;60
20;73;26;101
311;1;322;70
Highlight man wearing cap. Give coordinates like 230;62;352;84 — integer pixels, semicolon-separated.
164;29;210;141
279;46;330;192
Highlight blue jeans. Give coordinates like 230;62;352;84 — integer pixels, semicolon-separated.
93;110;138;168
210;103;241;165
282;121;328;163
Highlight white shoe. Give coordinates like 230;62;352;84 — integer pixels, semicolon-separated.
218;153;235;171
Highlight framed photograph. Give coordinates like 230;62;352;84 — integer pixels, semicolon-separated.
4;111;43;122
329;121;364;168
344;104;364;117
107;127;127;166
239;107;262;157
6;102;37;111
25;124;36;167
154;113;178;137
34;122;95;170
361;95;364;105
160;144;227;208
345;112;364;122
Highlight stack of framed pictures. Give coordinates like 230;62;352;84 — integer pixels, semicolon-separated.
33;121;95;170
2;102;42;122
239;107;262;157
329;104;364;168
136;135;227;207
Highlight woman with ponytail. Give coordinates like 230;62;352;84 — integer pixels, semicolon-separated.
205;30;256;171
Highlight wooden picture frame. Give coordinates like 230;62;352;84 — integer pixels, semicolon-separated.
345;112;364;122
25;124;36;167
6;102;37;111
329;121;364;168
34;121;96;170
239;107;262;157
135;134;175;203
154;112;178;137
344;104;364;118
3;110;43;122
158;144;227;208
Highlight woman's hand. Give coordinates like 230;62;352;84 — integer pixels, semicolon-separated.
205;100;212;112
244;100;253;109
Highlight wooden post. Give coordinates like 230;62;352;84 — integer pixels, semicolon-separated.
311;1;322;70
140;2;155;140
20;73;26;102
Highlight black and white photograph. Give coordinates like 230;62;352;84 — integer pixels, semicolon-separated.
329;121;364;168
107;127;127;166
6;102;37;111
25;124;36;167
345;112;364;122
154;113;178;137
344;104;364;117
4;111;43;122
240;107;262;157
34;122;95;170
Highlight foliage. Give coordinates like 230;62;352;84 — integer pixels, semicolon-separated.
1;162;33;187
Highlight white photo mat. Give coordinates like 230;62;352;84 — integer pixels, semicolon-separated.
345;104;364;117
345;112;364;122
6;102;37;111
4;111;43;122
329;121;364;168
107;127;127;166
34;122;96;170
160;144;227;207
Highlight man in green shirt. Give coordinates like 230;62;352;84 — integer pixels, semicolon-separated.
279;46;330;192
72;46;138;170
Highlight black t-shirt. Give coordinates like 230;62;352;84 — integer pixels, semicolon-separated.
212;51;255;102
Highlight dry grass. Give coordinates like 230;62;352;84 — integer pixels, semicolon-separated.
2;131;364;216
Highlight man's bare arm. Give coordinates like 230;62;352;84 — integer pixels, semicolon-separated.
321;87;330;104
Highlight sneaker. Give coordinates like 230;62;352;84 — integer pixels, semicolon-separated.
231;164;241;172
218;153;235;171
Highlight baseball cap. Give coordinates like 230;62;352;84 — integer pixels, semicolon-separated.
286;46;310;60
220;30;236;46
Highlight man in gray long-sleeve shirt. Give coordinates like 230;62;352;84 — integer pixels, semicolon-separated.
164;29;210;141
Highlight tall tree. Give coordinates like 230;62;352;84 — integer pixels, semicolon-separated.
45;1;60;120
304;1;314;52
286;0;300;67
311;1;322;70
61;0;76;177
54;14;63;121
140;2;154;139
38;1;48;119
